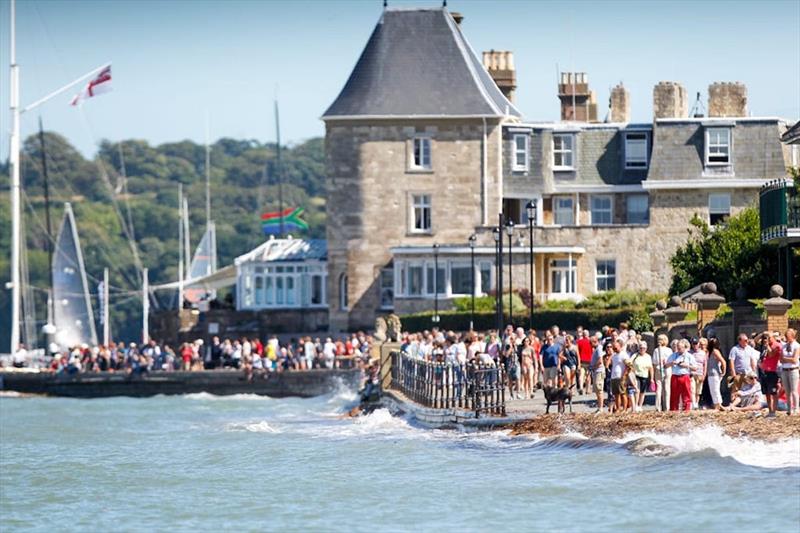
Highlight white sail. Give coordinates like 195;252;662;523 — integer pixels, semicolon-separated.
185;221;217;304
52;203;98;348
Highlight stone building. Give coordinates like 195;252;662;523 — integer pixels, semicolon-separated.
320;6;794;331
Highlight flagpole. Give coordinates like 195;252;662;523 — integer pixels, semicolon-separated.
9;0;22;353
142;268;149;344
178;184;184;310
103;267;110;346
274;100;284;238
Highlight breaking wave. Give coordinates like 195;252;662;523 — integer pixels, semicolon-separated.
226;420;281;433
182;392;273;401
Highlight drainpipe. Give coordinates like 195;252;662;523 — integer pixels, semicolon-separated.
482;118;488;226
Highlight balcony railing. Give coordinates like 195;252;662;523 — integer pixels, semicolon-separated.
760;179;800;244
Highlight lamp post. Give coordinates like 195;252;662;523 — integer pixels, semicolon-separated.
432;243;440;324
526;200;537;331
493;224;502;332
468;234;477;331
505;218;515;326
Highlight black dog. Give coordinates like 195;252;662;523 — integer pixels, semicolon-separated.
543;381;574;414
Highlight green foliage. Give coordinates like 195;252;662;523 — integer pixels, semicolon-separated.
0;132;327;350
627;308;654;333
401;308;641;333
669;207;779;300
452;293;526;313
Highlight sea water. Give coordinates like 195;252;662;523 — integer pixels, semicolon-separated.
1;386;799;532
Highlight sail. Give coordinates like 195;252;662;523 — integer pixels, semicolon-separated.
52;203;98;348
185;222;217;304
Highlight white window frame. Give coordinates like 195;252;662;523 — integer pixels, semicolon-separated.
626;194;649;225
590;195;613;225
705;127;731;166
552;133;575;170
553;196;575;226
410;194;432;234
512;134;529;172
595;259;616;292
379;268;394;310
550;258;577;295
411;137;432;170
449;262;475;297
708;192;731;225
624;132;649;169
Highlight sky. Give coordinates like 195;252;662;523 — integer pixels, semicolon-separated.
0;0;798;159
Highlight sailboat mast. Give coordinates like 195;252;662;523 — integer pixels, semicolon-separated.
178;184;184;309
205;116;211;229
103;267;110;346
38;118;55;324
183;195;191;280
9;0;22;353
274;100;284;238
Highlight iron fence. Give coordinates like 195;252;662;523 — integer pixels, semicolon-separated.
390;352;506;417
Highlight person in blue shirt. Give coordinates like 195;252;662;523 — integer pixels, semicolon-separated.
541;332;562;387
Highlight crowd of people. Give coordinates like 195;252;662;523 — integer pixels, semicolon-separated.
398;323;800;416
6;332;377;376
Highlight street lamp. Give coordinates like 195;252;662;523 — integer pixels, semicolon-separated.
493;224;502;332
432;243;440;324
468;233;477;331
526;200;538;331
505;218;515;326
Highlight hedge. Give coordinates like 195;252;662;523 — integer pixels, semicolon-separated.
400;308;640;333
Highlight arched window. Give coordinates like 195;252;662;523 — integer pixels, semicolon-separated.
339;273;349;310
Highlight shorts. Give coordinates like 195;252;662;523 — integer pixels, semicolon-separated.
611;378;625;396
593;372;606;393
544;366;559;382
509;365;520;380
636;376;650;393
761;371;779;395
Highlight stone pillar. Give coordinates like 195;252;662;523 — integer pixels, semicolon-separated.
653;81;688;119
730;287;755;338
708;82;747;118
650;299;668;333
664;296;688;337
764;285;792;334
609;83;630;123
379;342;401;391
695;282;725;335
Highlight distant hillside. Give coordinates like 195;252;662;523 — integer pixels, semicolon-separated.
0;133;327;351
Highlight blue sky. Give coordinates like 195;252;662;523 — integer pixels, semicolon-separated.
1;0;798;158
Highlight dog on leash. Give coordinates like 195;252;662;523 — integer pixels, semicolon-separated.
543;376;574;414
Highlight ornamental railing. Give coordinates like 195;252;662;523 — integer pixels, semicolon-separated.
389;352;506;417
760;178;800;244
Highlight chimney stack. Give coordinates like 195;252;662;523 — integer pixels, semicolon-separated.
609;83;630;123
653;81;688;119
708;82;747;117
558;72;598;122
482;50;517;102
450;11;464;26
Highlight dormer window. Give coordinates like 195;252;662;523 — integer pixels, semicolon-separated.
513;134;529;171
624;132;648;169
705;128;731;165
412;137;432;170
552;133;574;170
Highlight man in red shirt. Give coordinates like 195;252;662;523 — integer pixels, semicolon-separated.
761;331;783;417
576;329;593;395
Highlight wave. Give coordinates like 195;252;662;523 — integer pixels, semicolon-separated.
617;427;800;469
226;420;281;433
182;392;273;401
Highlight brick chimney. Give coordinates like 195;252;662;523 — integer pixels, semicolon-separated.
482;50;517;103
609;83;630;123
653;81;688;119
558;72;598;122
708;82;747;117
450;11;464;26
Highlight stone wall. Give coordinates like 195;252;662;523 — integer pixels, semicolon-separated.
325;118;507;331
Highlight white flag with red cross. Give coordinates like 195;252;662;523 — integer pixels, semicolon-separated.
70;65;112;106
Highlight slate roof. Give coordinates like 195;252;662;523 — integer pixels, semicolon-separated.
647;118;787;181
235;238;327;265
322;8;521;119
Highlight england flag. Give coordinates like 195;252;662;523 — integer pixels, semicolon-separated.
70;65;112;106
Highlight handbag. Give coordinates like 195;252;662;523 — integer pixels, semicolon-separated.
649;380;657;392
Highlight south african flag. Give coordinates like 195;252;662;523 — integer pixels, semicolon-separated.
261;207;309;235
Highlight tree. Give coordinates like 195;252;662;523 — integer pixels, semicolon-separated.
669;207;780;299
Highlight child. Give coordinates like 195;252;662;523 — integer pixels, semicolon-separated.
623;360;639;412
